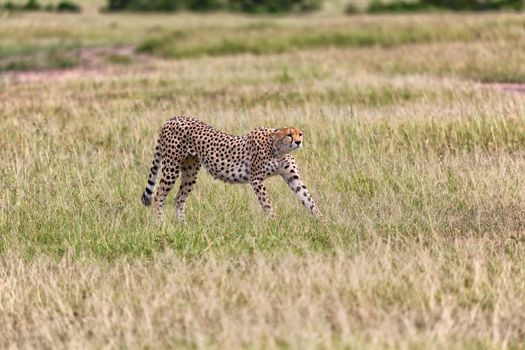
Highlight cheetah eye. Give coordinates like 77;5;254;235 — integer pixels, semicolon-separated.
287;133;292;138
299;133;303;137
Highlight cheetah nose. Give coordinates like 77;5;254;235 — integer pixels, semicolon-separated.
294;141;301;145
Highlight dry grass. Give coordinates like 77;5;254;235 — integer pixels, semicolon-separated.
2;9;525;349
2;244;525;349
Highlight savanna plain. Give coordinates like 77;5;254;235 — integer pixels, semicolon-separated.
2;5;525;349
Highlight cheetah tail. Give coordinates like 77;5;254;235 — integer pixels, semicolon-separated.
141;143;161;206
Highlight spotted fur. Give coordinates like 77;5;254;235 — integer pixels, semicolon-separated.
142;116;322;222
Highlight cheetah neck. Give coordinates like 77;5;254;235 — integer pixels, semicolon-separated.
269;139;282;158
270;142;290;159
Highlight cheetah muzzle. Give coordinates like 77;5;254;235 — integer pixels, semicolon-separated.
141;116;323;223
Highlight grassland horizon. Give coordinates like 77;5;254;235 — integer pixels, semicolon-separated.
2;7;525;349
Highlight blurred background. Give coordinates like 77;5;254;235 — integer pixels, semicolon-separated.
1;0;524;78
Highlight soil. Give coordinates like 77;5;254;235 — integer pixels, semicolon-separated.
489;83;525;94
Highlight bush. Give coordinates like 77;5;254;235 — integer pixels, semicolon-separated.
420;0;524;10
3;1;17;10
185;0;225;11
368;0;430;13
107;0;181;11
22;0;41;10
105;0;321;12
228;0;321;13
56;0;81;11
1;0;82;12
367;0;524;12
344;2;360;14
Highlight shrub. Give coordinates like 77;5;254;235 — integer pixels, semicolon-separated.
56;0;81;11
368;0;430;13
106;0;181;11
185;0;225;11
3;1;16;10
1;0;82;12
367;0;524;13
22;0;41;10
228;0;321;13
420;0;523;10
105;0;321;12
344;2;360;14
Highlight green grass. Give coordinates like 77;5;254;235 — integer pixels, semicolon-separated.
0;49;80;71
2;80;525;261
136;15;522;59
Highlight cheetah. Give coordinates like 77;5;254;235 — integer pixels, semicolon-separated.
141;116;322;222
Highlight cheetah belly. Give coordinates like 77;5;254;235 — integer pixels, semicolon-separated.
204;161;251;184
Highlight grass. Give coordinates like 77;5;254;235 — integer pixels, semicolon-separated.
3;247;524;348
1;12;525;80
0;48;80;71
2;8;525;349
135;14;524;60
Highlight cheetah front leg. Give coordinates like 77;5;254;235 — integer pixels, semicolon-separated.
250;177;276;218
279;157;323;218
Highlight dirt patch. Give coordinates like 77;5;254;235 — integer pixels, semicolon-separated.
1;66;121;83
488;83;525;94
73;46;152;67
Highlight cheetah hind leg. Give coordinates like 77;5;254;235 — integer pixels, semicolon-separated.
174;156;201;223
249;177;276;218
154;159;181;223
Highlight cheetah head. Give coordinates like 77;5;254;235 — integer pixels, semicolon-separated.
272;127;304;154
